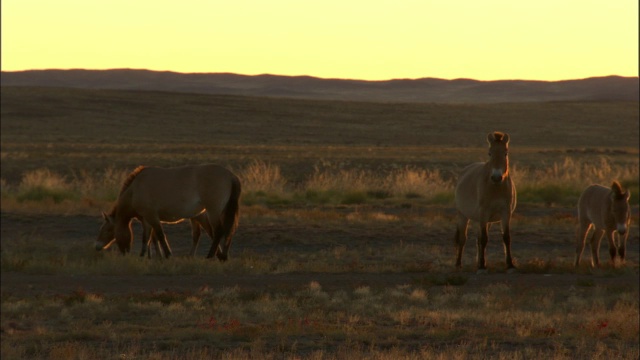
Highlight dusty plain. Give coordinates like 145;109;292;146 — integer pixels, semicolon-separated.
1;87;639;359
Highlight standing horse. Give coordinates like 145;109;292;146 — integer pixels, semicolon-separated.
574;181;631;268
454;132;517;272
96;164;241;260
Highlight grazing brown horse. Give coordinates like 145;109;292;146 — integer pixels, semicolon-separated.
574;181;631;268
454;132;517;272
96;164;241;260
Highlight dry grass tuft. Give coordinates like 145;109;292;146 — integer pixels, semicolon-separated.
240;160;287;194
1;157;637;211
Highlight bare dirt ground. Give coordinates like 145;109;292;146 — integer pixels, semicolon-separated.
2;205;638;299
1;88;638;301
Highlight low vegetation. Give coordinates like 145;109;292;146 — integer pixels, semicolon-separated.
1;91;638;358
1;156;638;358
1;156;637;213
2;270;638;359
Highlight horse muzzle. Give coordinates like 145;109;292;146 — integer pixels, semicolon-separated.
617;224;628;235
490;169;505;184
95;240;112;251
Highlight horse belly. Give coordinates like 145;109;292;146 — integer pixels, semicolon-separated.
159;197;205;220
133;191;204;221
578;186;610;231
454;163;484;220
483;200;508;223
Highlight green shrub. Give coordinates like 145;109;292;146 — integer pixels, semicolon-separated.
16;168;78;203
518;184;581;206
17;187;78;203
340;191;368;205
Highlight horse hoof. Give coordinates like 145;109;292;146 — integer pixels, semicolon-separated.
476;269;489;275
216;252;228;262
507;267;518;274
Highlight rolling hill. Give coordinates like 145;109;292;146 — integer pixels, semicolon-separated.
1;69;637;103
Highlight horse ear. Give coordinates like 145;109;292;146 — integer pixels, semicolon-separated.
102;212;114;224
624;190;631;201
611;181;623;196
487;132;508;144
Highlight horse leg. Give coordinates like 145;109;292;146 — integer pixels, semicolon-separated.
589;229;604;267
476;221;489;271
208;221;226;260
188;218;202;257
216;232;234;262
618;226;629;263
215;216;235;262
139;226;148;257
147;219;172;259
204;210;224;259
139;222;163;259
114;219;134;255
150;229;164;259
454;213;469;269
196;212;221;259
217;232;233;262
205;222;228;261
140;222;152;258
574;222;591;267
604;230;618;265
500;215;515;270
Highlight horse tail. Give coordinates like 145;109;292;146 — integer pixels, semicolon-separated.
222;175;242;240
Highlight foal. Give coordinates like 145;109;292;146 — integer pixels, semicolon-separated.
575;181;631;267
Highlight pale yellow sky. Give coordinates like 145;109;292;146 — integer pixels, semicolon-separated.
2;0;638;81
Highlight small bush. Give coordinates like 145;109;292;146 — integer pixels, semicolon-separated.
71;167;128;202
518;184;581;206
242;191;292;206
1;156;637;209
240;160;287;194
301;190;340;204
16;169;78;203
340;191;368;205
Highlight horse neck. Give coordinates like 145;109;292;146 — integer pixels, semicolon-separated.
605;193;627;221
113;189;137;223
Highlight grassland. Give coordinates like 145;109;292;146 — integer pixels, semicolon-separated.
1;87;638;359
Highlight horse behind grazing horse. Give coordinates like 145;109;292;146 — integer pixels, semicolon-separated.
138;211;215;258
575;181;631;268
454;131;517;272
96;164;241;261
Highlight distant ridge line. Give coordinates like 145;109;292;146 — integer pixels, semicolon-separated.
1;69;638;103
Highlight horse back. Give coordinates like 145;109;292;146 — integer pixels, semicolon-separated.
578;184;612;230
127;164;237;219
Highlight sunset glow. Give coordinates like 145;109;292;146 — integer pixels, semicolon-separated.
2;0;638;81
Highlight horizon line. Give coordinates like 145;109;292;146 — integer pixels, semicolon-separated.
1;67;638;83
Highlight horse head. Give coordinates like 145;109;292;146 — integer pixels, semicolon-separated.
487;132;510;184
96;212;116;251
610;181;631;235
96;212;133;254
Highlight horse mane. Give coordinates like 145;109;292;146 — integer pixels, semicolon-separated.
120;166;146;196
611;180;625;198
107;166;146;215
